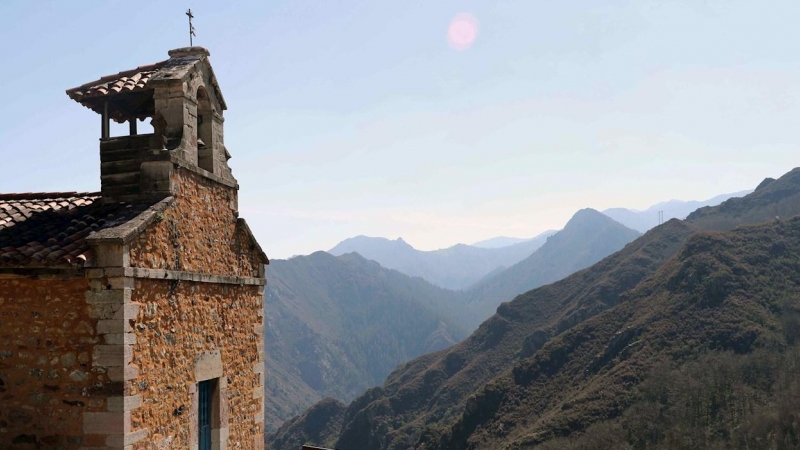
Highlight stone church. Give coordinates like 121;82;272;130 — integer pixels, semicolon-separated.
0;47;268;449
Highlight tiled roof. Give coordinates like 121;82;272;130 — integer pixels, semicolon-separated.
0;192;156;267
65;62;167;101
65;47;227;118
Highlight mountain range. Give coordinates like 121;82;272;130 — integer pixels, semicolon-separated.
329;230;556;290
265;208;642;430
603;189;752;232
266;168;800;450
327;190;748;292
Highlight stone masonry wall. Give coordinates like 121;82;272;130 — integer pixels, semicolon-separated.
125;165;266;448
128;279;264;449
128;168;262;278
0;277;106;449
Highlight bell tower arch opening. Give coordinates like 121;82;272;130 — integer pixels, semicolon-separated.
196;86;215;173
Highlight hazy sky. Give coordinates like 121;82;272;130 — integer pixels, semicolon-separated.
1;1;799;259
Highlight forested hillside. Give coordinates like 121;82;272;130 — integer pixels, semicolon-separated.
688;169;800;231
267;218;693;449
434;218;800;449
262;252;465;431
266;168;800;450
465;208;640;329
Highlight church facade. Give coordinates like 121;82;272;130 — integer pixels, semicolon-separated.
0;47;268;449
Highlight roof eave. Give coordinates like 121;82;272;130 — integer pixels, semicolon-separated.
86;196;175;246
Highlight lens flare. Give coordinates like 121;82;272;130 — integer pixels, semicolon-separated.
447;13;478;51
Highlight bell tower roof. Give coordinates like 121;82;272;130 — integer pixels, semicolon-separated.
66;46;226;122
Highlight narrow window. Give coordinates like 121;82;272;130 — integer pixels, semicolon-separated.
198;378;217;450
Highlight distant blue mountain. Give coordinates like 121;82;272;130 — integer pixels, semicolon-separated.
328;230;555;290
603;190;752;233
471;233;556;249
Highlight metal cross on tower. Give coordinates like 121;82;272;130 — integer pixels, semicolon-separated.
186;9;196;46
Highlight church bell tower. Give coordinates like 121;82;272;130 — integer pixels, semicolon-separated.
66;47;236;203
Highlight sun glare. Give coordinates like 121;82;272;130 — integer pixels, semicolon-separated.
447;12;478;51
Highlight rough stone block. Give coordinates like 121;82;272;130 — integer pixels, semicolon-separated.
104;428;148;447
97;319;130;334
107;395;142;412
87;268;105;279
140;161;174;195
93;345;133;367
88;302;123;319
107;277;135;290
194;350;222;382
112;303;141;320
211;427;229;450
107;365;139;382
86;289;131;304
104;333;137;345
82;411;130;434
94;244;129;268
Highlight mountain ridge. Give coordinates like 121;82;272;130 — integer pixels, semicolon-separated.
434;216;800;448
464;208;642;329
471;234;556;249
603;189;752;232
267;167;800;450
264;208;643;433
328;230;556;290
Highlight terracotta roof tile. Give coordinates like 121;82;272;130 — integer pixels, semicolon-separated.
65;62;168;102
66;48;227;114
0;192;156;267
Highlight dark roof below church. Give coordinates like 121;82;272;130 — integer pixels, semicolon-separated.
0;192;157;267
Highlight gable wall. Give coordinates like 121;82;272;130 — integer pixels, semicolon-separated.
128;167;262;278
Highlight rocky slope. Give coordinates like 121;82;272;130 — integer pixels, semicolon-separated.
263;252;466;431
267;167;800;450
435;216;800;449
465;209;641;329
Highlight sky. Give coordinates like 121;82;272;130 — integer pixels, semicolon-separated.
1;1;799;259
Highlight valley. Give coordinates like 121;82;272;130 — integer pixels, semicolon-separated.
266;169;800;450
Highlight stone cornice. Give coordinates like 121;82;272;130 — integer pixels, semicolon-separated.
87;267;266;286
171;156;238;189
